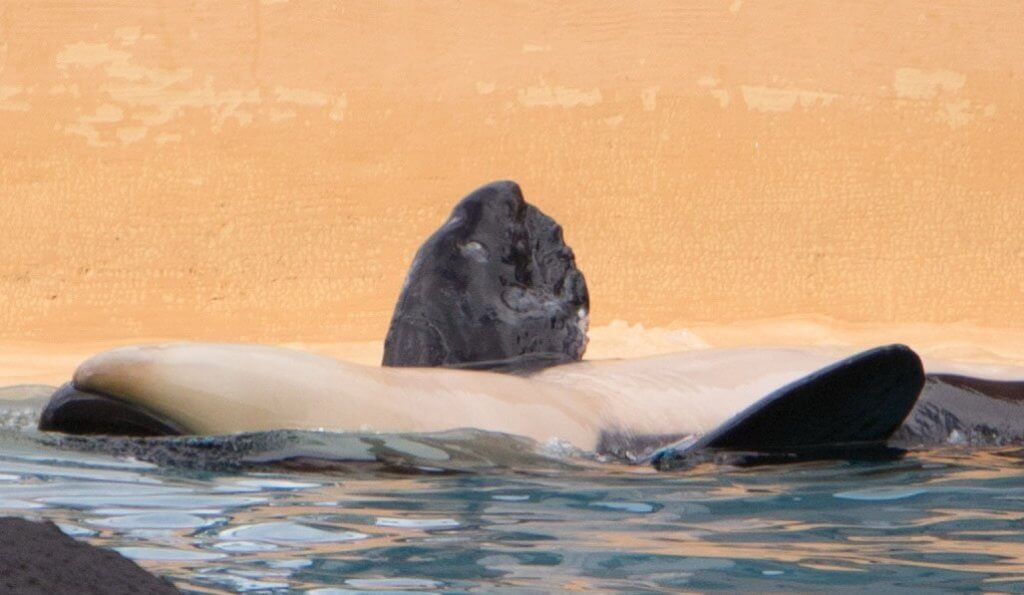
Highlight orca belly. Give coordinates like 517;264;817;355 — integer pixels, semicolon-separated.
40;343;925;460
51;343;604;450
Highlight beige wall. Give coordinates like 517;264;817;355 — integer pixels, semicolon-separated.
1;1;1022;343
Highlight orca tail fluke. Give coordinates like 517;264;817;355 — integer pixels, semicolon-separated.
649;344;925;469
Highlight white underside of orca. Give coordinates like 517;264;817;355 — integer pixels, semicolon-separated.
72;343;860;451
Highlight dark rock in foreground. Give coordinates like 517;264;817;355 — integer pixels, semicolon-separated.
0;517;178;594
383;180;589;368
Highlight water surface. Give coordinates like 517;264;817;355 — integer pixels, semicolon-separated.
2;394;1024;593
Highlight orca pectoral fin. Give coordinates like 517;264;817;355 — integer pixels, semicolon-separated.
649;344;925;469
39;383;186;437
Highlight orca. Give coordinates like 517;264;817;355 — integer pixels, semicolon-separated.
39;342;924;462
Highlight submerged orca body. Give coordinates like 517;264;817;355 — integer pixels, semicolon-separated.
892;374;1024;447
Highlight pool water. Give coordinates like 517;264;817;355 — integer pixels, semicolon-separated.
3;398;1024;592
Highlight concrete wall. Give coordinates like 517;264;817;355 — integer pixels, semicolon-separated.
1;1;1021;342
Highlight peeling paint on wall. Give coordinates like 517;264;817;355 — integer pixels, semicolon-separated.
0;1;1022;344
518;84;603;108
893;68;966;100
740;86;838;112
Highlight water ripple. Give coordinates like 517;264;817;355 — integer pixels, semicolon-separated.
2;424;1024;591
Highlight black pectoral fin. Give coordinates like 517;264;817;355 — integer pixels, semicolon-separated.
649;344;925;467
38;382;185;437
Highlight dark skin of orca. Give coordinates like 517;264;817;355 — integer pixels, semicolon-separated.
38;382;186;437
40;353;1024;457
926;374;1024;403
649;344;925;468
38;346;926;458
382;180;589;368
698;345;924;451
892;375;1024;447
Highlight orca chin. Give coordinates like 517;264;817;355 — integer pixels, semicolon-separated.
38;383;185;437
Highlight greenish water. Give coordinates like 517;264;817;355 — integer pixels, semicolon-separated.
2;398;1024;592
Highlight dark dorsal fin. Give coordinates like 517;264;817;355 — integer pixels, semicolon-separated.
383;181;589;370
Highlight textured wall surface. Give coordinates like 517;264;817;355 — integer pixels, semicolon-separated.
1;1;1022;343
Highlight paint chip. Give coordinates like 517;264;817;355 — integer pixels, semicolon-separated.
642;86;659;111
274;87;330;107
116;126;148;145
741;86;837;112
114;27;142;46
604;114;624;128
939;99;972;129
893;68;965;100
518;85;602;108
0;86;30;111
329;96;347;122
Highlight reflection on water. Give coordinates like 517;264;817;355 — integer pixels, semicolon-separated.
2;429;1024;592
3;391;1024;591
